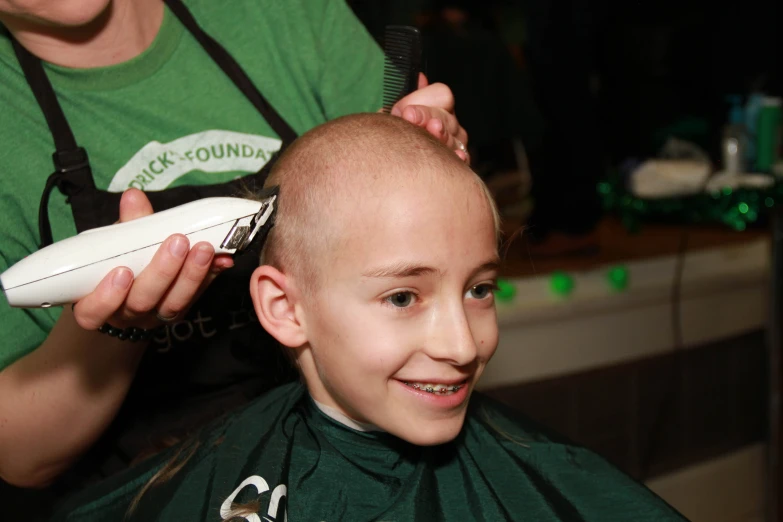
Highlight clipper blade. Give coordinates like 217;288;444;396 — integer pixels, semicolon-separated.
221;186;279;255
241;193;277;251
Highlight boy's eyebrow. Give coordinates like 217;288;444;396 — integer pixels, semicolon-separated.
362;262;439;279
362;258;501;279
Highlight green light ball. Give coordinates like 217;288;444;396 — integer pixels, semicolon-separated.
607;266;630;291
494;279;516;302
550;272;575;296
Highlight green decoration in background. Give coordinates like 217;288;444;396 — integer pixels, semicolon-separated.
494;278;517;302
598;174;783;232
549;271;575;296
607;266;629;291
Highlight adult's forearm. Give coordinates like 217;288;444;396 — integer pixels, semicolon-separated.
0;307;146;488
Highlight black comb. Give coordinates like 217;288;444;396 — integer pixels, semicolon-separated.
382;25;422;113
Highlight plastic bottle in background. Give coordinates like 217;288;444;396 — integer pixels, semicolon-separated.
722;95;747;174
756;97;782;173
745;92;765;168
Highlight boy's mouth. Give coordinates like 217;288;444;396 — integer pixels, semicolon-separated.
402;381;465;395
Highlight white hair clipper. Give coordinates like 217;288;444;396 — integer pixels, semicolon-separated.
1;193;277;309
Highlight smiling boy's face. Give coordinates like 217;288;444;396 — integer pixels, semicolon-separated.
294;168;499;446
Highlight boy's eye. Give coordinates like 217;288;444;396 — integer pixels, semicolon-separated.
466;284;496;300
386;292;416;308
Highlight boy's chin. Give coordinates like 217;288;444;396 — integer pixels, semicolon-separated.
390;414;467;446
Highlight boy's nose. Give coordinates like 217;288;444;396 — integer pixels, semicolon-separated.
424;302;478;367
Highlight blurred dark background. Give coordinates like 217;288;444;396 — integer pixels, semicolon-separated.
349;0;781;244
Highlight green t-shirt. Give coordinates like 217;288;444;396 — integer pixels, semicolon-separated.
0;0;382;369
54;382;686;521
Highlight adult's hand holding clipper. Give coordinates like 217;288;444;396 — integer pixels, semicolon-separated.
71;189;234;333
0;190;238;487
1;188;276;332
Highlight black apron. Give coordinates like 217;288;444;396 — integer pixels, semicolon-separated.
10;0;299;488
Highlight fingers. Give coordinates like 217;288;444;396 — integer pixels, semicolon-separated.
397;105;470;163
72;267;133;330
454;148;470;163
71;192;236;333
154;242;215;320
119;189;154;222
389;81;470;163
425;113;470;164
392;82;455;115
182;254;236;310
117;240;232;324
417;72;429;90
211;254;234;272
73;241;233;332
415;107;466;147
120;235;190;322
395;104;461;141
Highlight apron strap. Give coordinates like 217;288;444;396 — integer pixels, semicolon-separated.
164;0;298;144
11;38;80;155
11;39;95;247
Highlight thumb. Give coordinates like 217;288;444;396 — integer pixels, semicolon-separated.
119;188;154;223
417;72;429;90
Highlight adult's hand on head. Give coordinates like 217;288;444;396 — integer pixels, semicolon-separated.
71;189;234;332
391;73;470;164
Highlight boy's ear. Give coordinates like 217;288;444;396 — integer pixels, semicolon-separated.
250;265;307;349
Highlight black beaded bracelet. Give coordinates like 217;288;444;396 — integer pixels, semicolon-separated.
71;304;158;342
97;323;157;342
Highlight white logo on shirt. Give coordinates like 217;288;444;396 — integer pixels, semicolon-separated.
107;130;282;192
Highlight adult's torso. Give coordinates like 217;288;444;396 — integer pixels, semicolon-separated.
0;0;382;485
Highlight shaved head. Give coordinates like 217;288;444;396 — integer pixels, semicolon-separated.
261;112;499;293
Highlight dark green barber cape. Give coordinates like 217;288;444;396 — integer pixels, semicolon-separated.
54;382;687;521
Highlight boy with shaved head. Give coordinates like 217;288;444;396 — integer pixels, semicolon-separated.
55;114;685;521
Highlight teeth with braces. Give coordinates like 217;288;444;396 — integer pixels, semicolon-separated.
403;382;463;394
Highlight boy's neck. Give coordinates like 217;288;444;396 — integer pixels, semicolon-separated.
312;399;383;433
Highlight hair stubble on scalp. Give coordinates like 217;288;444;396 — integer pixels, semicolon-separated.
260;112;501;296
